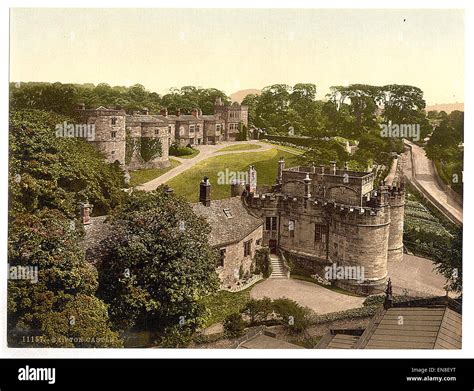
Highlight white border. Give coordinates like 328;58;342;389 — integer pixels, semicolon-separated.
0;0;471;359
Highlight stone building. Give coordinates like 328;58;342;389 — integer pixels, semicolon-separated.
236;158;406;295
77;99;248;165
192;177;263;286
77;106;172;170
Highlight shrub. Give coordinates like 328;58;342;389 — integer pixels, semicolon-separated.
169;142;195;157
272;298;313;333
241;298;273;325
223;313;246;338
255;248;272;278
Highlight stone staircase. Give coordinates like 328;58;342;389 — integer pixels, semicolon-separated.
269;254;288;279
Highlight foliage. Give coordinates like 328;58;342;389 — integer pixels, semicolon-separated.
254;248;272;278
138;137;162;163
8;209;122;347
241;298;273;325
271;298;313;333
403;189;462;292
169;142;196;157
96;187;220;345
223;313;246;338
200;289;251;328
9;109;126;217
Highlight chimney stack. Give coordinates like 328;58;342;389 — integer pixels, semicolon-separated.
143;107;149;115
160;108;168;117
199;177;211;206
176;108;181;117
78;103;86;110
330;161;337;175
192;108;199;118
248;165;257;193
277;157;285;185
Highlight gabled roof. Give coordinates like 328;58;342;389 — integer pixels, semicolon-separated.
192;197;263;247
355;306;462;349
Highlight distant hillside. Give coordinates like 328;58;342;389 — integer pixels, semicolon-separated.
230;89;262;103
426;102;464;114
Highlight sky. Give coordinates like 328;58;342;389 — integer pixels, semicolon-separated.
10;8;464;105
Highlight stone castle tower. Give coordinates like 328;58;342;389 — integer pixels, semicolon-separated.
242;159;405;295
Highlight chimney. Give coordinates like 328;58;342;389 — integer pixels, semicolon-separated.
330;161;337;175
143;107;149;115
319;164;325;174
78;103;86;110
192;108;199;118
176;109;181;117
383;278;393;309
344;161;349;171
303;173;312;199
248;165;257;193
160;108;168;117
277;157;285;185
199;176;211;206
80;199;93;225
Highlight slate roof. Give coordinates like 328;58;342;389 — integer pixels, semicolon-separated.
317;300;462;350
126;114;166;125
356;306;462;349
192;197;263;247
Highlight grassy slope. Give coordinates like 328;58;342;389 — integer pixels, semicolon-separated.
129;158;181;186
166;148;300;202
215;143;262;152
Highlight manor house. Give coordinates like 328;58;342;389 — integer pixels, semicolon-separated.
76;98;248;170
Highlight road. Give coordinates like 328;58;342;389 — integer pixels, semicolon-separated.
403;140;462;225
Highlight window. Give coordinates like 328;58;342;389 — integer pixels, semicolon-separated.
111;150;115;156
223;208;233;218
334;243;338;258
111;118;117;125
265;216;277;231
189;125;195;134
244;240;252;257
111;131;117;139
289;220;295;238
315;224;325;243
154;128;159;136
196;125;200;132
256;238;262;246
217;248;226;267
168;125;172;134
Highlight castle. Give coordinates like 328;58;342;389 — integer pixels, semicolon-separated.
76;98;248;170
192;159;405;294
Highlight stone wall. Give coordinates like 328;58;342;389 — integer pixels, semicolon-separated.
217;227;263;287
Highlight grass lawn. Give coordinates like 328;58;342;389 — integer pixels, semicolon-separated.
216;143;262;153
129;158;181;186
166;148;301;202
200;287;253;328
261;140;306;155
174;148;200;159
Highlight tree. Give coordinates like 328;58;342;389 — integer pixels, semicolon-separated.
8;209;122;347
241;298;273;325
97;187;220;346
9;109;125;218
272;298;313;333
223;313;246;338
